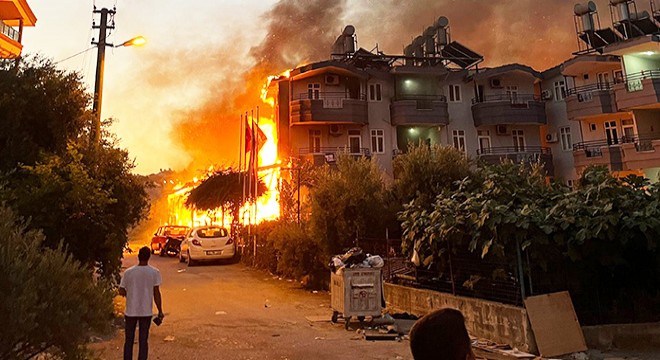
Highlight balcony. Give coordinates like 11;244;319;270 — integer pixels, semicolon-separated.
613;70;660;110
565;83;618;120
390;95;449;126
471;94;547;127
298;147;371;166
476;146;554;176
573;135;660;172
0;21;21;58
290;92;367;126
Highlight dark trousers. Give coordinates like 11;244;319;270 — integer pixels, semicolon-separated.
124;316;152;360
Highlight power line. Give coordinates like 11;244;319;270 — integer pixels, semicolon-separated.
54;47;96;64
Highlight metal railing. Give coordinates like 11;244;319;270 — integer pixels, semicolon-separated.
298;147;371;157
294;91;366;101
0;22;19;42
393;94;447;102
564;82;614;97
476;146;551;156
617;69;660;92
471;93;542;105
573;134;660;154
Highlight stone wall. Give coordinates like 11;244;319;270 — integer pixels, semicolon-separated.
582;322;660;350
384;283;537;353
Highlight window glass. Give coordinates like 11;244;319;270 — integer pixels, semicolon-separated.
197;227;228;238
560;127;572;151
370;129;385;154
449;85;461;102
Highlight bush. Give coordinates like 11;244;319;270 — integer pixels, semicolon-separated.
269;222;326;288
0;205;113;359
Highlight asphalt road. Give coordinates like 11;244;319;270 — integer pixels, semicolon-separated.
91;250;412;360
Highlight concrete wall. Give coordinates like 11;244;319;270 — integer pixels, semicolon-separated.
582;322;660;350
384;283;537;353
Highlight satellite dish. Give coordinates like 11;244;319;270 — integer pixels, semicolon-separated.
342;25;355;36
435;16;449;28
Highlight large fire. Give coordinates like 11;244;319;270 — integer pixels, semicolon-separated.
165;70;290;229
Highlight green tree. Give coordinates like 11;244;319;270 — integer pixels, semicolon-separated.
393;144;472;206
0;56;89;171
0;205;112;360
309;155;389;255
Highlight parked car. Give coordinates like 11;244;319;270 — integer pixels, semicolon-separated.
150;225;190;254
179;226;236;265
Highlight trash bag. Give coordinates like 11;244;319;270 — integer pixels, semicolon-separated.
341;247;366;267
329;256;345;273
366;255;384;268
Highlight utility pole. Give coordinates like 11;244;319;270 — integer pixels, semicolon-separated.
91;7;116;146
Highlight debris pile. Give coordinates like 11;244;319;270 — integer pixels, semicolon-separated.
329;247;384;274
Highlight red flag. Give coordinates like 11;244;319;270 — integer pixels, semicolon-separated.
255;122;267;153
244;119;252;153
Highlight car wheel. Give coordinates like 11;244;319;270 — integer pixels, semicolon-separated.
186;251;196;266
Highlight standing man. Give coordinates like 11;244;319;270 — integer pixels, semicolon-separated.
119;246;164;360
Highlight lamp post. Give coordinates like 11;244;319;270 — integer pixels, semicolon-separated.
91;7;145;146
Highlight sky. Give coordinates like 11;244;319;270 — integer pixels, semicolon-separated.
21;0;621;175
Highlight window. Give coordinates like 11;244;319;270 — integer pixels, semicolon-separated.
506;85;519;102
370;129;385;154
605;120;618;145
477;130;491;153
512;129;525;152
307;83;320;99
309;130;321;153
622;119;635;142
554;80;566;101
452;129;466;154
560;126;572;151
597;72;611;88
448;85;461;102
614;70;624;83
369;84;382;101
348;130;361;154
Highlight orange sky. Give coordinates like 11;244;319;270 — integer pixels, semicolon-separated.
22;0;621;174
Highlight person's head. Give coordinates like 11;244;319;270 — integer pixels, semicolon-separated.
409;308;475;360
138;246;151;264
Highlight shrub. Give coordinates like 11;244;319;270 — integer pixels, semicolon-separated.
0;205;113;359
269;222;326;288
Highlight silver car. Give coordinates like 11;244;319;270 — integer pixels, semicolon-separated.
179;226;236;265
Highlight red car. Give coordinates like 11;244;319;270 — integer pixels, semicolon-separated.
151;225;190;254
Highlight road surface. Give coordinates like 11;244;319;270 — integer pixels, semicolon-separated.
91;250;412;360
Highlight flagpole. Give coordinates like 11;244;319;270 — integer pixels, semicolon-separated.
238;113;243;172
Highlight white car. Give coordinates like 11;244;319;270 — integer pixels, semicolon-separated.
179;226;236;265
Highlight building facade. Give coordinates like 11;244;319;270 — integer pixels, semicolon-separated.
0;0;36;59
270;4;660;183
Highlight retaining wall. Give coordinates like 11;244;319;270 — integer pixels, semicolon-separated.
384;283;537;353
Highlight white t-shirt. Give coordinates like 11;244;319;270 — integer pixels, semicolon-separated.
120;265;162;317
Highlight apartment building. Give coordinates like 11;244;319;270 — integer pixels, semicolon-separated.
270;2;660;184
568;0;660;181
270;21;553;179
0;0;36;59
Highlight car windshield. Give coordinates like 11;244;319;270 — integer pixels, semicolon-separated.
165;226;189;236
196;227;228;238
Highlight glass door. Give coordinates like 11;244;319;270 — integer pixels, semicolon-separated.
512;129;525;152
604;120;618;145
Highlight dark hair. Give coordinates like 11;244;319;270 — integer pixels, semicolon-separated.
409;308;473;360
138;246;151;262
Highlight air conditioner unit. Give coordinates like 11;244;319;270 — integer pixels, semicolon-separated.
495;124;508;135
329;124;343;136
325;74;340;85
489;78;503;88
545;132;559;143
541;89;553;100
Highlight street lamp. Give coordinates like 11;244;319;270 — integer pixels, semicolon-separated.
91;7;146;146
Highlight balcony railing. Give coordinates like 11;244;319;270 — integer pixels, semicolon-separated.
564;82;614;97
299;147;371;156
471;94;542;105
476;146;551;156
574;134;660;156
295;91;366;108
618;69;660;92
0;22;19;42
